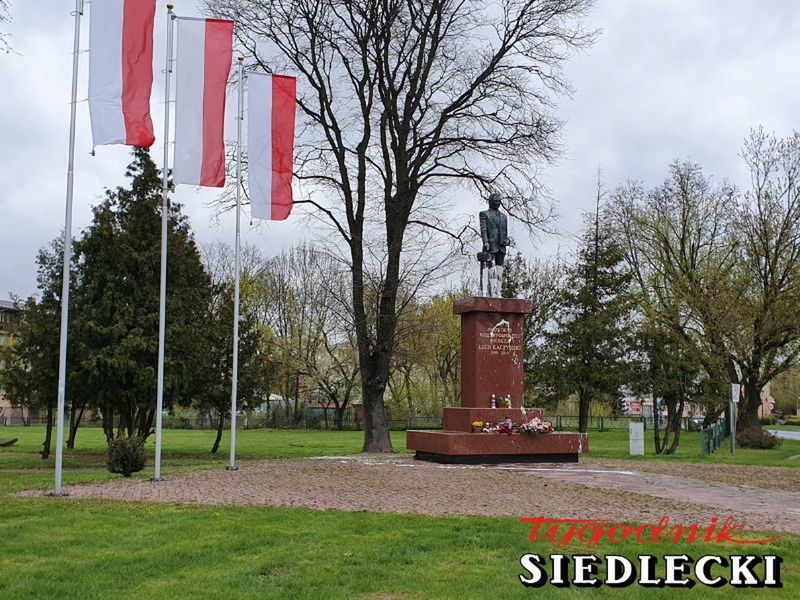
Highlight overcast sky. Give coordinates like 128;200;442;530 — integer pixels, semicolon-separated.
1;1;799;300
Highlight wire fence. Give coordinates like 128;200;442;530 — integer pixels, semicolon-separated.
699;419;729;456
0;413;694;432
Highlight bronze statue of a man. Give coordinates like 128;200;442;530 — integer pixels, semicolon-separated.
478;192;509;296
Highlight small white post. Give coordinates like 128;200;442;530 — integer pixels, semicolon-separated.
228;57;245;471
629;421;644;456
154;4;175;481
53;0;84;497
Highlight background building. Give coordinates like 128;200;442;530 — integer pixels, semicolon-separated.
0;299;29;424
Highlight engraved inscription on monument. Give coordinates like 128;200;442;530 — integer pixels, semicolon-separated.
477;326;523;356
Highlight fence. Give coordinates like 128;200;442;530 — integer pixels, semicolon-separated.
699;419;729;457
1;413;694;432
541;415;691;432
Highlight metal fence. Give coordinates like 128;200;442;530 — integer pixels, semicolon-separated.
1;413;693;432
699;419;729;457
541;415;691;432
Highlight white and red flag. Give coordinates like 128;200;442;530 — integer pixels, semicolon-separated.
173;18;234;187
247;73;296;220
88;0;156;147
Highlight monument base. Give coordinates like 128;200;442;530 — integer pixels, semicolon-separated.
407;430;588;464
409;296;589;465
414;451;580;464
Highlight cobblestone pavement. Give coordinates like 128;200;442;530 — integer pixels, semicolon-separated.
20;454;799;535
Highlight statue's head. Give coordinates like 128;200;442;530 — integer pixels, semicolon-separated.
488;192;502;209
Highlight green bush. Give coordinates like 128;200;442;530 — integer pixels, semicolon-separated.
107;436;146;477
736;428;783;449
760;416;777;426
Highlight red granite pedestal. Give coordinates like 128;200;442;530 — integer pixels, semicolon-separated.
407;297;588;463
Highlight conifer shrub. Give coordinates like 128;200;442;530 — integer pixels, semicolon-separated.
107;436;146;477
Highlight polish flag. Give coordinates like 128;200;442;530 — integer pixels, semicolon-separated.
248;73;296;221
173;18;234;188
88;0;156;147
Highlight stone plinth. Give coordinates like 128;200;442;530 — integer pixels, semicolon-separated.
407;430;588;464
406;297;587;463
454;297;531;408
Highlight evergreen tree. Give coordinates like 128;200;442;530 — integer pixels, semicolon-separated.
541;215;634;433
74;148;212;440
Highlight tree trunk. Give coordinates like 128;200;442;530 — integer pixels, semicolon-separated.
351;238;395;452
142;409;156;441
739;375;762;432
577;389;590;434
102;402;114;444
403;367;414;416
654;396;684;455
117;405;130;438
41;404;53;459
211;412;224;454
653;403;663;454
67;401;86;449
362;378;393;452
335;402;347;430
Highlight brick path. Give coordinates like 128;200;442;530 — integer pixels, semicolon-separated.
21;455;799;535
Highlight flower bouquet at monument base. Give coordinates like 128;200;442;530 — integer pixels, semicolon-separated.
517;416;554;436
482;420;515;435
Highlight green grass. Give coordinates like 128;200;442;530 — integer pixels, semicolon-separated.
2;426;798;497
1;499;798;599
0;426;409;495
2;426;800;598
583;428;800;466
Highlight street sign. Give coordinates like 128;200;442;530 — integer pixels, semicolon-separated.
731;383;741;404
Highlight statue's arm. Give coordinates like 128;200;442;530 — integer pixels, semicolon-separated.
501;214;510;246
479;212;489;250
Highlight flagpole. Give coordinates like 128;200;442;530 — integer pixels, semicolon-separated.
154;4;175;481
228;56;244;471
53;0;84;497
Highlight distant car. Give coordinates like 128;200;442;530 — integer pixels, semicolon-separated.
688;416;705;431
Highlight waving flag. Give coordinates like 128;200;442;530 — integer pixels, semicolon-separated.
173;17;234;187
248;73;296;220
88;0;156;147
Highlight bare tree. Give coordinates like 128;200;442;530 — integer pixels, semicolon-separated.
209;0;596;451
609;162;737;418
0;1;12;54
610;130;800;434
256;244;344;424
734;128;800;429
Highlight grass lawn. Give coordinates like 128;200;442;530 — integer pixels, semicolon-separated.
0;426;409;494
2;498;798;599
585;428;800;467
2;426;799;495
2;425;799;598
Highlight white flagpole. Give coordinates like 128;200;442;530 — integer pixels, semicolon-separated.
228;57;244;471
53;0;84;497
154;4;175;481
